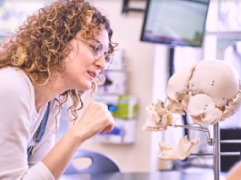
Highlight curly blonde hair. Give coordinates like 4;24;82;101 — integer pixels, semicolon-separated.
0;0;118;121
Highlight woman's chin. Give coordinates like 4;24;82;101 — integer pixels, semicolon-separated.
74;81;92;91
81;83;92;91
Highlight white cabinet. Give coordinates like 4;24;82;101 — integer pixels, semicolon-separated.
204;0;241;60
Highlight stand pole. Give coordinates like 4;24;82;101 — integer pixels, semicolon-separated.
213;122;220;180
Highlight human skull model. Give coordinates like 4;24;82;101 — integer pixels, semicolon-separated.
143;59;241;160
159;135;200;160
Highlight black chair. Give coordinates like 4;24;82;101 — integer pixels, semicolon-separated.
64;149;121;175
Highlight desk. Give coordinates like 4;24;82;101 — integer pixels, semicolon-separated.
60;168;227;180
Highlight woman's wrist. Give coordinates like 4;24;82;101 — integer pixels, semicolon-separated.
69;124;88;144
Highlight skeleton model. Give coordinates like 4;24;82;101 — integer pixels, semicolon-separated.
143;59;241;160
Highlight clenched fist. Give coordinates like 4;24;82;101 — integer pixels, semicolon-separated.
74;101;115;141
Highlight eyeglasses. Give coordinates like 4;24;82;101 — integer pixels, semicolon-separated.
76;37;113;67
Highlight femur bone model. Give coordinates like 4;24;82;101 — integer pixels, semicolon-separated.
143;59;241;160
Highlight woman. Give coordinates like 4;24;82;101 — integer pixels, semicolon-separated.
0;0;117;179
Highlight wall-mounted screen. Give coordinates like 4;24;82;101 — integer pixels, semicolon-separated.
140;0;210;47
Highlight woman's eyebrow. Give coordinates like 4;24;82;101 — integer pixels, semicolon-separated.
95;39;109;52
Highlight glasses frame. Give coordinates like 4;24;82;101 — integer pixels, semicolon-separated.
75;37;113;67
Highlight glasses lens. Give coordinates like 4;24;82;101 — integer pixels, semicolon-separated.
105;53;113;64
94;43;103;58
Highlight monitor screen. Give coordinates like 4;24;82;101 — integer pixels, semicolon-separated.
140;0;210;47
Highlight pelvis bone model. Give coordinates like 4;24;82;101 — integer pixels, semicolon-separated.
143;59;241;160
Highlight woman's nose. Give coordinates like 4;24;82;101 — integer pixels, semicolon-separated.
95;55;107;70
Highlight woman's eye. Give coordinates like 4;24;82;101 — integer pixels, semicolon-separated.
95;45;102;53
90;45;101;55
89;45;97;52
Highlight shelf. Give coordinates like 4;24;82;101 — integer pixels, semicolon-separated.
205;31;241;37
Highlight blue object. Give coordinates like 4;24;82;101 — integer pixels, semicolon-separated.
64;149;121;175
27;102;50;158
99;126;122;135
107;104;118;112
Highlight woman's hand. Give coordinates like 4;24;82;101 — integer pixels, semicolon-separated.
74;101;115;141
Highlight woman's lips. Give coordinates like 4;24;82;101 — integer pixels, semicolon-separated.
87;71;97;80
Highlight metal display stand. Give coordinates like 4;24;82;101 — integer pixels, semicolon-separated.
213;123;241;180
213;123;220;180
167;45;241;180
177;122;241;180
192;123;241;180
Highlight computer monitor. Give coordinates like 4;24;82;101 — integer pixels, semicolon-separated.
140;0;210;47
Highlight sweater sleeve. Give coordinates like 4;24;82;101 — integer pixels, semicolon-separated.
0;67;55;180
21;162;54;180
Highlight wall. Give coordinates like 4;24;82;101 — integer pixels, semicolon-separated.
75;0;241;173
58;0;211;173
61;0;209;173
79;0;155;172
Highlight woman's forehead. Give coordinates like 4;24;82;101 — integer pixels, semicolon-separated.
96;29;109;51
87;29;109;51
75;28;109;51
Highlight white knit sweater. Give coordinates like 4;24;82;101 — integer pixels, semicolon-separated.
0;67;59;180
